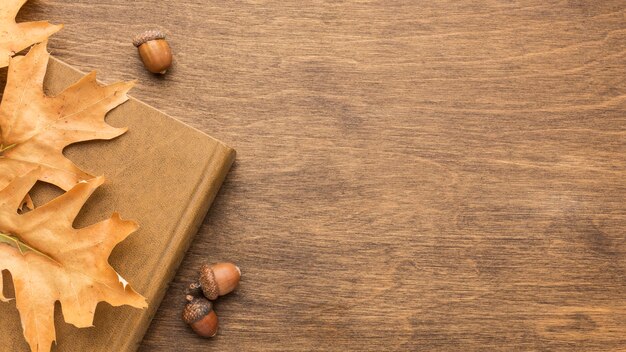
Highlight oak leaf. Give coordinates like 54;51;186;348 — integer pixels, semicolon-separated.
0;41;133;198
0;169;147;352
0;0;62;68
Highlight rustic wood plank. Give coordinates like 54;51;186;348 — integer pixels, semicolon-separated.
18;0;626;350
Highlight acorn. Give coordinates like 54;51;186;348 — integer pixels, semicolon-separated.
132;30;172;74
198;262;241;300
182;295;219;338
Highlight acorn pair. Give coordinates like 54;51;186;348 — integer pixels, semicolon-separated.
182;262;241;338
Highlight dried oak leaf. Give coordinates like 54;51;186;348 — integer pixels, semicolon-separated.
0;41;133;197
0;169;147;352
0;0;62;68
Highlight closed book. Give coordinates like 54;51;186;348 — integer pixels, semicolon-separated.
0;57;235;351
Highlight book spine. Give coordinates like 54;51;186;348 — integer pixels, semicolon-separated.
122;144;235;352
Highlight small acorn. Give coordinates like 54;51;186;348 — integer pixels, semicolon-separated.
182;295;219;338
198;262;241;300
132;30;172;74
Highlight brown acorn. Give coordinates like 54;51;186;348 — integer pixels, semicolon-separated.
182;295;219;338
199;262;241;300
132;30;172;74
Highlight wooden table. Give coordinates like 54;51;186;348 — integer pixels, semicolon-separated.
19;1;626;350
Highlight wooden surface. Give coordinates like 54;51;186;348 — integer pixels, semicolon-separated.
17;1;626;350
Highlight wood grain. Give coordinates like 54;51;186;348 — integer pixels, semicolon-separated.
17;0;626;350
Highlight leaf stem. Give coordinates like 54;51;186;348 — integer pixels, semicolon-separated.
0;232;59;264
0;143;16;154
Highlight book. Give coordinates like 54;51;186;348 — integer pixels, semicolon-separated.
0;57;235;351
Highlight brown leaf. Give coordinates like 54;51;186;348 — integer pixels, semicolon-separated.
0;169;147;352
0;41;133;196
0;0;62;68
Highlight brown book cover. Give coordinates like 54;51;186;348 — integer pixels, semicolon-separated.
0;58;235;351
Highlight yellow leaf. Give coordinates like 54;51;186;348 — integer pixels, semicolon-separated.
0;41;134;196
0;0;63;68
0;169;147;352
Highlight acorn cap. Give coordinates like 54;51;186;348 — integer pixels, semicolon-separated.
133;30;166;47
199;263;219;300
182;296;213;324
